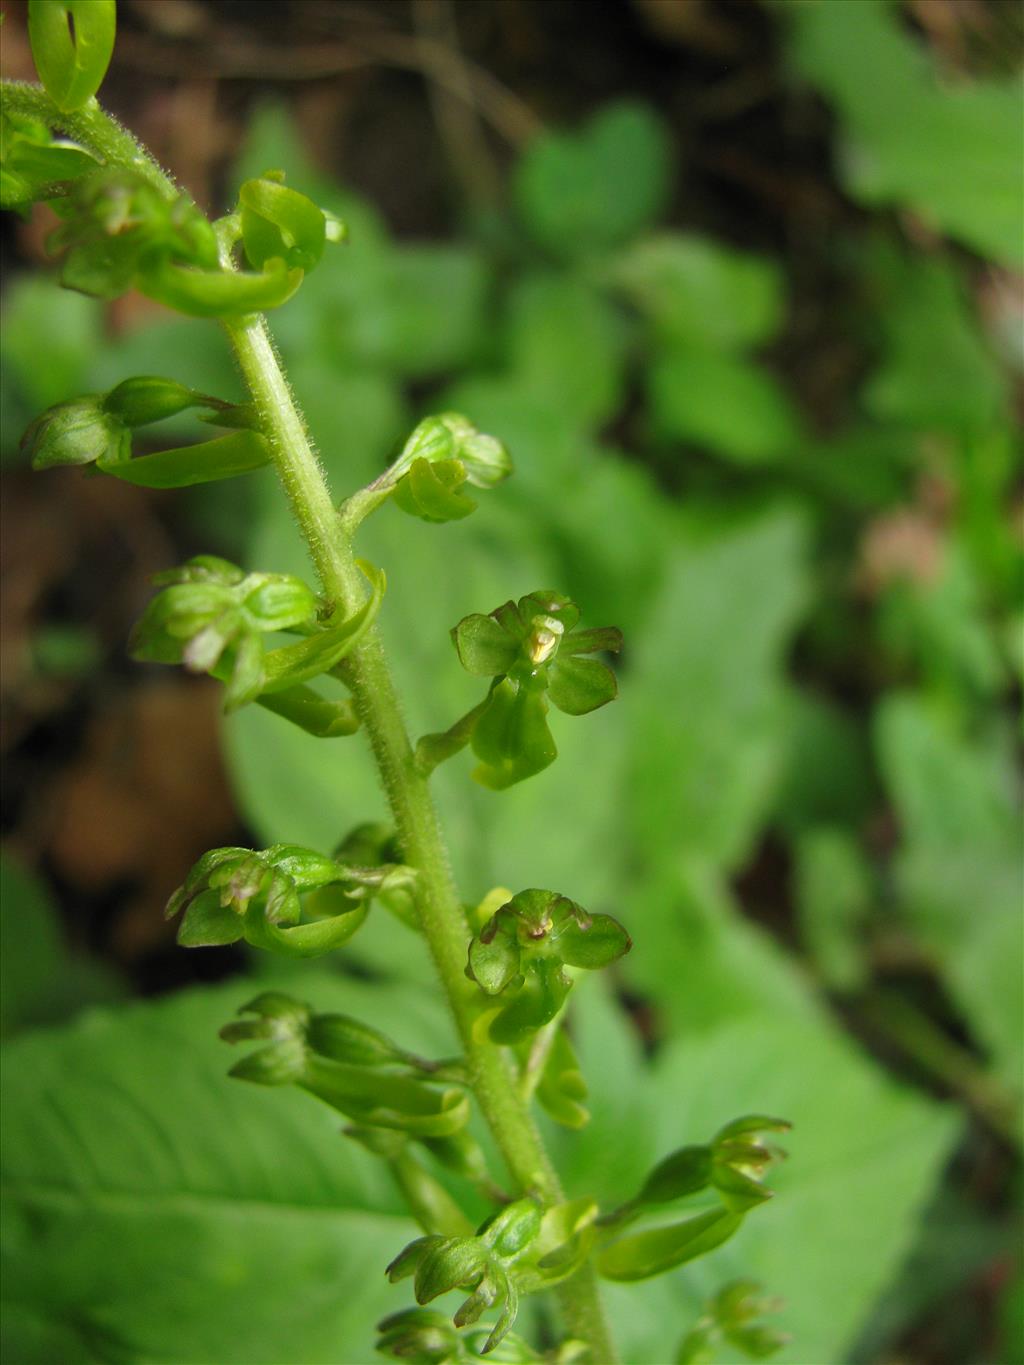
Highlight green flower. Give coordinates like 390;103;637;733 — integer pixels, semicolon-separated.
418;591;622;789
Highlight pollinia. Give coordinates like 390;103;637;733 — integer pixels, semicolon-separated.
3;5;790;1361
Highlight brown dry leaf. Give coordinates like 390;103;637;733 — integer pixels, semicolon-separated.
857;509;946;597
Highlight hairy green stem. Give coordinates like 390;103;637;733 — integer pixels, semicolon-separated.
226;312;618;1361
14;86;619;1359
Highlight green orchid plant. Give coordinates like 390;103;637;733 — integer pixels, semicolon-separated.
1;4;790;1361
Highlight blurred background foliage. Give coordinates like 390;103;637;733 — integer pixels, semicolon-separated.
1;1;1021;1362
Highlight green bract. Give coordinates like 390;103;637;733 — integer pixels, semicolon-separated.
28;0;116;112
597;1208;743;1283
418;592;622;788
23;376;269;487
466;889;631;1044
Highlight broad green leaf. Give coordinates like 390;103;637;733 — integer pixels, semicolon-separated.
625;504;810;871
875;694;1023;1093
0;276;103;453
614;234;784;351
648;346;802;464
862;250;1009;435
503;274;626;429
875;539;1007;703
1;975;455;1364
619;860;820;1041
557;984;960;1364
0;855;121;1040
793;827;872;991
514;102;672;259
771;689;875;837
784;0;1024;266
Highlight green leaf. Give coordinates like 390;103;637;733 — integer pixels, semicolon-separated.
771;689;874;838
514;102;671;259
614;234;784;351
503;274;626;428
625;505;809;873
1;975;456;1364
598;1209;744;1282
875;694;1023;1091
0;855;121;1040
793;828;871;991
28;0;116;112
557;985;961;1364
785;0;1024;266
861;250;1009;435
648;346;802;465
